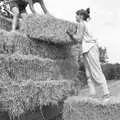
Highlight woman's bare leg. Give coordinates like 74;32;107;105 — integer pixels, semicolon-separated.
28;0;36;13
11;7;19;31
28;0;50;15
38;0;48;14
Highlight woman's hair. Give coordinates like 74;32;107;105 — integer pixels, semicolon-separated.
76;8;90;21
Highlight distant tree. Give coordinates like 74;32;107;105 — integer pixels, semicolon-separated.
99;47;108;64
102;63;120;80
102;63;115;80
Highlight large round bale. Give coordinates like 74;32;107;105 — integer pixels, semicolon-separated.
63;96;120;120
0;30;30;54
20;14;77;44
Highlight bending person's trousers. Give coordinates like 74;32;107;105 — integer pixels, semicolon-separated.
83;45;110;95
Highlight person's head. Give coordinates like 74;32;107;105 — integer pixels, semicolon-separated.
75;8;90;22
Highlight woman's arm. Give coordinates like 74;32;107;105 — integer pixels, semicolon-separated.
73;23;85;43
67;23;85;44
38;0;48;14
28;0;36;13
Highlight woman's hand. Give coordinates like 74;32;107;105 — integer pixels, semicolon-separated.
66;30;74;38
66;30;79;44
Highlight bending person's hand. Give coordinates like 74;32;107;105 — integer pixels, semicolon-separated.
66;30;73;37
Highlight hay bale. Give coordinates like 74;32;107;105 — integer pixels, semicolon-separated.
0;28;79;81
29;39;79;80
0;30;30;55
0;79;72;119
54;58;78;80
22;39;79;80
0;112;10;120
42;102;63;120
29;38;81;60
63;96;120;120
20;14;77;44
0;15;12;31
0;53;57;81
0;103;63;120
29;39;72;60
0;53;78;81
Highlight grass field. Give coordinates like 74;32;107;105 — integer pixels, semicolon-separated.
78;80;120;98
63;80;120;120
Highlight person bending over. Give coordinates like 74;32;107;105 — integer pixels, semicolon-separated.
11;0;49;31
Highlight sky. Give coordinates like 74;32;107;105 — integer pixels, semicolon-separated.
26;0;120;63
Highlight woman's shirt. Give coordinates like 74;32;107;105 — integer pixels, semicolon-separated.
76;22;97;53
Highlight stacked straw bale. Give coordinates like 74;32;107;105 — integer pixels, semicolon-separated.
0;14;82;120
20;14;77;44
0;79;72;119
0;15;12;31
0;30;30;54
0;52;78;81
0;112;10;120
0;53;56;81
28;39;79;80
29;39;72;59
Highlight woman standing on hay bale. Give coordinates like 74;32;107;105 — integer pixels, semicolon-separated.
66;8;111;100
10;0;50;31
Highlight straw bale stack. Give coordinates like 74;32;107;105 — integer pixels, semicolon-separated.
20;14;77;44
